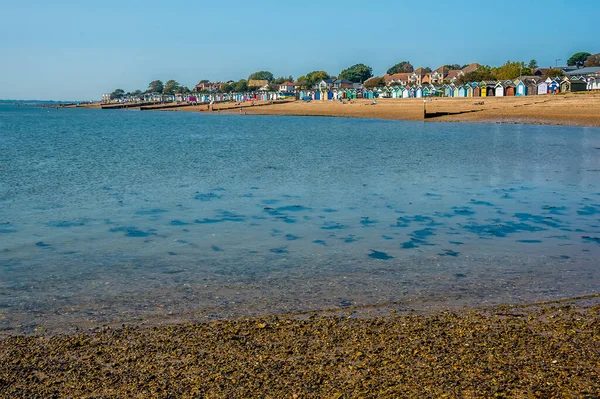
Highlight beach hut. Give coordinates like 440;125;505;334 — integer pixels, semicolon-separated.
495;81;505;97
415;87;423;98
422;86;430;97
472;83;481;97
392;86;400;98
504;81;515;96
466;84;474;97
452;84;460;97
443;84;453;97
402;87;410;98
458;85;467;97
524;79;539;96
537;81;548;95
548;80;560;94
515;80;527;96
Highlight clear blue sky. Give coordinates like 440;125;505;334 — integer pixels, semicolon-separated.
1;0;598;100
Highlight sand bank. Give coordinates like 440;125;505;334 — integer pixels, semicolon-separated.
169;93;600;127
2;296;598;398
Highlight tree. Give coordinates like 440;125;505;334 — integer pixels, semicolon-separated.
457;66;496;85
567;52;591;67
493;60;531;80
234;79;248;92
544;68;566;79
163;80;180;95
338;63;373;83
248;71;274;82
386;61;413;74
110;89;125;99
220;83;234;93
364;76;385;88
420;67;432;73
528;59;538;69
444;64;462;70
296;71;330;89
199;79;209;83
147;80;164;93
584;53;600;67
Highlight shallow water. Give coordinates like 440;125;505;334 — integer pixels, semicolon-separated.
1;105;600;334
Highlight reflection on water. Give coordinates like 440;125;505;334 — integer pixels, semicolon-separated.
1;105;599;334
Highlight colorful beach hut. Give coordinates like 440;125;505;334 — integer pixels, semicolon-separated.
537;81;548;95
495;81;505;97
515;80;527;96
548;80;560;94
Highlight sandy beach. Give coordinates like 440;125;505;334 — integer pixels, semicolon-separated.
168;93;600;127
2;296;598;398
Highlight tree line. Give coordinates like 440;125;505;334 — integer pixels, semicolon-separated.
109;51;599;98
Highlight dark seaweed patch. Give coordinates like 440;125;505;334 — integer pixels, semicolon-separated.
470;200;494;207
109;226;154;237
322;222;347;230
513;213;563;228
343;235;358;243
517;240;542;244
382;235;394;240
411;228;436;239
322;208;338;213
449;241;464;245
368;250;394;260
453;207;475;216
35;241;51;247
360;217;377;226
462;220;545;238
577;206;599;216
582;236;600;244
277;205;311;212
167;252;177;256
169;220;189;226
47;219;88;228
195;193;223;201
270;246;288;254
439;249;459;257
285;234;300;241
313;240;327;246
211;245;223;252
455;273;466;279
135;209;168;215
401;240;418;249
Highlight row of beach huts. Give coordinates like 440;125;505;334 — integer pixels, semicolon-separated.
107;75;599;105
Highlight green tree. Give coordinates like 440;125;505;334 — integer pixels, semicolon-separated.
147;80;164;93
444;64;462;70
493;61;531;80
163;80;180;95
386;61;413;74
199;79;210;83
364;76;385;88
584;53;600;67
131;90;142;97
248;71;274;82
457;66;496;85
338;63;373;83
220;83;234;93
528;59;538;69
567;52;591;67
234;79;248;92
110;88;125;99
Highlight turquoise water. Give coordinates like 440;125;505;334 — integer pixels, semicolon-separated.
1;104;600;334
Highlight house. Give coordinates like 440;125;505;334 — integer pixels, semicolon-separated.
565;66;600;78
409;68;428;85
430;66;448;84
194;81;226;92
248;79;269;88
102;93;111;103
278;81;296;93
384;73;410;86
533;68;549;77
461;63;480;74
316;79;354;90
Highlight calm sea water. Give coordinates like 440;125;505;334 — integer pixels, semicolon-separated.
1;104;599;334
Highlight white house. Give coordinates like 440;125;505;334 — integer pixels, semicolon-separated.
278;81;296;93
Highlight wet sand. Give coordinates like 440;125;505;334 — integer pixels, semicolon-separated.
2;296;599;398
171;93;600;127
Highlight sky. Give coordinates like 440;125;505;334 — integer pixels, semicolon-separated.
0;0;598;101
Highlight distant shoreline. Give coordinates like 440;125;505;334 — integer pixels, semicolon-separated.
56;93;600;127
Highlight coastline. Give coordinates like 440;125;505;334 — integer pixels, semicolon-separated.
2;294;598;398
159;93;600;128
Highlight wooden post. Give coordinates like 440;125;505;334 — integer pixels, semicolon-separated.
423;99;427;119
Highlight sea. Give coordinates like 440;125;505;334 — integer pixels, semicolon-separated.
1;104;599;334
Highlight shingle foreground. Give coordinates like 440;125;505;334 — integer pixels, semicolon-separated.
1;302;599;398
